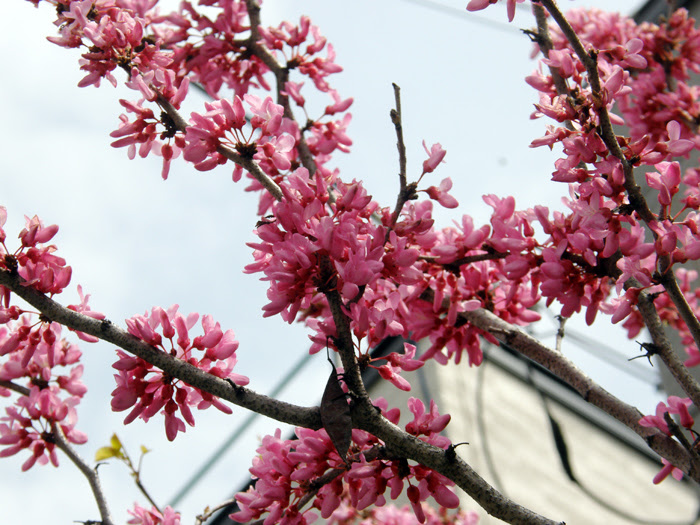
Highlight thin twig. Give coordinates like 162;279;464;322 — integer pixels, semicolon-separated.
195;498;237;525
0;379;31;397
529;3;570;97
657;271;700;363
51;423;115;525
554;315;567;353
391;83;408;191
387;84;417;237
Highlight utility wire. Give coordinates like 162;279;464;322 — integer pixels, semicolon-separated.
398;0;521;35
475;346;506;492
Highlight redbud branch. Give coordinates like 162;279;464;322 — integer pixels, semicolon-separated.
440;250;510;273
664;412;694;453
216;144;284;201
296;466;346;511
50;422;115;525
0;379;30;397
391;83;408;192
537;0;700;412
465;308;700;480
319;257;366;399
0;270;322;431
132;469;161;513
420;289;700;482
154;95;189;133
656;271;700;363
293;445;383;514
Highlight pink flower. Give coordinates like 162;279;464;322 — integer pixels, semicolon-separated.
67;285;105;343
0;213;72;296
421;141;446;175
426;178;458;209
466;0;524;22
646;161;681;207
639;396;695;436
653;459;684;485
127;504;181;525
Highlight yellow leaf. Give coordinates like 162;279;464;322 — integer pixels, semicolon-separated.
110;433;123;451
95;446;118;462
140;445;150;455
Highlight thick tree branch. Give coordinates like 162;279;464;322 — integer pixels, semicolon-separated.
537;0;700;413
445;298;700;482
0;270;321;431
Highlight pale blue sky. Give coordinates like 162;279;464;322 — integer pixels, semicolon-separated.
1;1;656;523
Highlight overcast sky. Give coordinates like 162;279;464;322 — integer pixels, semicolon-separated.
1;0;657;523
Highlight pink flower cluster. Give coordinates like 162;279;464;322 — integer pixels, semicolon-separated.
42;0;354;194
231;397;458;525
111;305;248;441
0;209;72;297
0;318;87;470
0;208;90;470
184;94;298;182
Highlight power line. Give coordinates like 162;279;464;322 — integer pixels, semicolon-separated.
398;0;522;35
